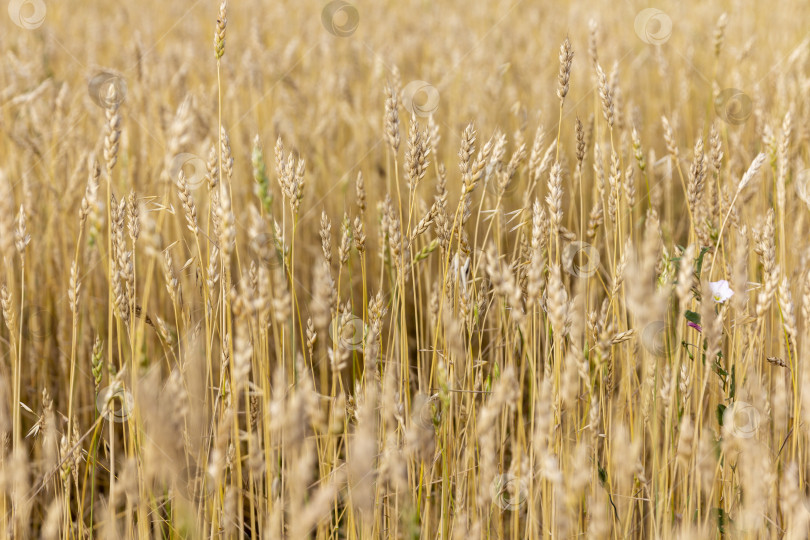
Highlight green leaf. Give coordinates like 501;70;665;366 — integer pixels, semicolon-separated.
681;340;695;361
729;364;736;400
714;507;728;534
716;404;727;427
695;246;711;274
685;310;701;325
713;362;728;386
598;463;607;486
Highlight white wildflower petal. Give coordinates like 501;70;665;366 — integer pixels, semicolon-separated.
709;280;734;303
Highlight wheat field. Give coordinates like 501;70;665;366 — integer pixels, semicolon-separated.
1;0;810;538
